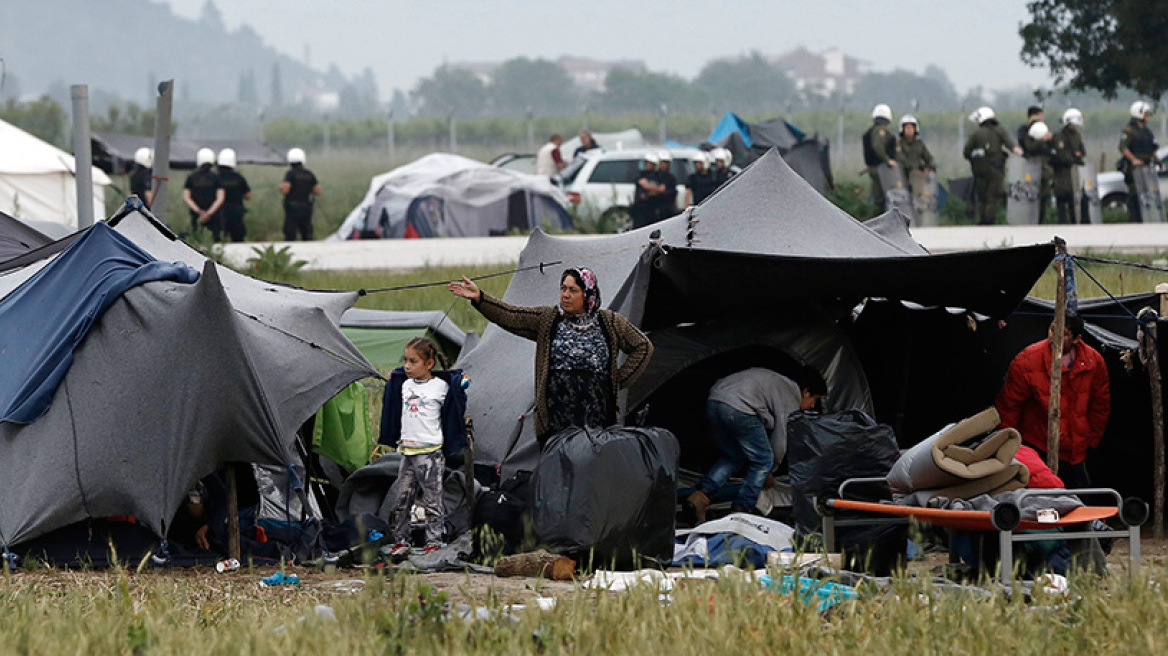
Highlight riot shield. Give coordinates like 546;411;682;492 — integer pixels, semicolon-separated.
1133;165;1166;223
878;163;914;221
909;170;940;227
1006;158;1043;225
1075;163;1101;224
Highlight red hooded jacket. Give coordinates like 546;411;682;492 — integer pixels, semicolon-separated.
995;338;1110;465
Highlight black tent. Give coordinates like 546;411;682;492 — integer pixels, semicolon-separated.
705;113;834;193
458;150;1054;478
0;210;54;262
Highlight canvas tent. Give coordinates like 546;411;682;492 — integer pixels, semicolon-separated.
91;133;285;174
705;112;833;194
331;153;571;240
0;204;376;548
0;118;111;232
340;308;473;373
0;210;55;262
457;150;1054;478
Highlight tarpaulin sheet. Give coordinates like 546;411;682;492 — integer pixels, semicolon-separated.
0;222;198;424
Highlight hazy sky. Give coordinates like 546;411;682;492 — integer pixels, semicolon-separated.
164;0;1053;97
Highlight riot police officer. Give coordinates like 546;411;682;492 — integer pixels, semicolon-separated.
863;103;897;216
1052;109;1086;224
216;148;251;242
280;147;322;240
1119;100;1160;223
130;147;154;208
182;147;224;241
963;106;1023;225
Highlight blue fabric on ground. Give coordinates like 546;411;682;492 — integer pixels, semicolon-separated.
674;533;773;567
0;223;199;424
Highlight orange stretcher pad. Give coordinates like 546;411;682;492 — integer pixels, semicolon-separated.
829;499;1117;532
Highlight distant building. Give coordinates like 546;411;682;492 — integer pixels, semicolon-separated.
772;47;870;97
556;57;646;93
446;57;646;93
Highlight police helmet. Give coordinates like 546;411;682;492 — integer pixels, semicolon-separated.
133;147;153;168
1062;108;1084;127
641;151;659;165
217;148;237;168
898;114;919;132
714;148;732;166
195;147;215;167
1130;101;1154;120
972;106;996;124
1028;121;1051;140
871;104;892;121
657;149;673;163
287;147;307;165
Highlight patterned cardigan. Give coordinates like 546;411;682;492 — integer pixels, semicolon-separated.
472;291;653;440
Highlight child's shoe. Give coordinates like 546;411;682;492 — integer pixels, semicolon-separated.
388;543;411;561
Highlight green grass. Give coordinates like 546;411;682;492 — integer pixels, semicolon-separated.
3;565;1168;654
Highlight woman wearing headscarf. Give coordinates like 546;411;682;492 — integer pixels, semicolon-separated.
449;267;653;445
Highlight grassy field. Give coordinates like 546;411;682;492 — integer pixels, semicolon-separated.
3;561;1168;655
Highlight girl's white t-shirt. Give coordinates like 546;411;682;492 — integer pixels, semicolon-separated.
400;377;449;448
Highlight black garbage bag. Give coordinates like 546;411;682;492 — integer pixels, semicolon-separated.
533;425;679;569
788;410;905;575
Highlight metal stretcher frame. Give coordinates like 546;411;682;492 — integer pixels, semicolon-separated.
819;477;1148;586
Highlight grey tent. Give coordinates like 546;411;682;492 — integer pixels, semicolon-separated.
0;210;54;262
0;207;376;547
457;150;1054;477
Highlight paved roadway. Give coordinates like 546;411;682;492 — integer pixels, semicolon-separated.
218;224;1168;271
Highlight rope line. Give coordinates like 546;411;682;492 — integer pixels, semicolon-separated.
1070;254;1168;274
1071;258;1144;326
231;308;387;381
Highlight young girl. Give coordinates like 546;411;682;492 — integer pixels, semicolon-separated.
379;337;468;558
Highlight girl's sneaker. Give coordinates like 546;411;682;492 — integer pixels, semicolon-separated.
388;543;411;561
422;544;442;555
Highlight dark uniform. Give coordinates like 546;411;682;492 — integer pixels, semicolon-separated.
687;168;718;205
129;165;152;208
895;135;935;197
862;119;897;214
963;119;1016;225
1118;118;1158;223
1051;125;1086;224
1019;120;1055;223
218;166;251;242
631;166;658;229
651;168;678;223
282;164;319;240
184;164;222;240
711;165;733;187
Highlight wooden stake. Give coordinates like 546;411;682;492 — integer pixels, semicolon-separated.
495;550;575;580
1143;302;1166;539
226;464;241;561
1047;238;1068;473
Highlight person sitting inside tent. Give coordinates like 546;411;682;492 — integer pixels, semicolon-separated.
448;267;652;446
686;366;827;523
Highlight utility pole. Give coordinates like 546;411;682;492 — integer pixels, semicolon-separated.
70;84;94;229
151;80;174;225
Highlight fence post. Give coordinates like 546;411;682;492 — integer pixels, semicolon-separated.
70;84;94;229
1046;238;1068;473
151;80;174;225
1140;304;1165;538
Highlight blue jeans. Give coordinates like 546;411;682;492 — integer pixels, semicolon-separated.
697;401;773;510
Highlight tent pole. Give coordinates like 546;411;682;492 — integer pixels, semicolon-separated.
226;464;241;561
1046;238;1067;474
1143;300;1166;539
70;85;94;229
151;80;174;226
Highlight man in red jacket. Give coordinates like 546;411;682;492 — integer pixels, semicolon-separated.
996;314;1110;489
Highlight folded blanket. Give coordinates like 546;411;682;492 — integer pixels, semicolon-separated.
897;463;1030;505
887;407;1024;498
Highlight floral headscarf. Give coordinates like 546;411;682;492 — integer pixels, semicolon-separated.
560;267;601;319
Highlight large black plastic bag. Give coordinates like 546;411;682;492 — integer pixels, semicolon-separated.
533;426;679;569
787;410;905;574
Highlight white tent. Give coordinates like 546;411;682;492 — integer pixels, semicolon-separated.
0;118;110;231
330;153;570;241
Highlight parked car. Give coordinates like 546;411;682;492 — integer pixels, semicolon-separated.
1097;145;1168;208
554;147;707;229
489;153;536;174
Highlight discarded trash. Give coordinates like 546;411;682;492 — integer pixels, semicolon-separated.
273;605;336;633
759;574;860;611
261;572;301;587
368;529;384;542
216;558;240;573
